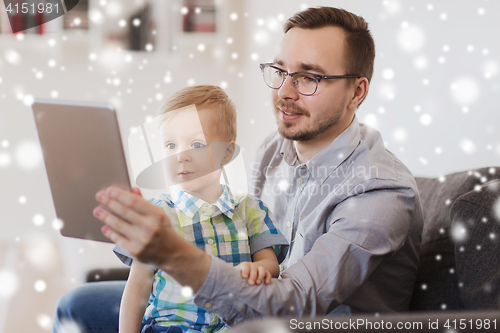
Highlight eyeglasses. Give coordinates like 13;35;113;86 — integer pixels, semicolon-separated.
259;63;361;96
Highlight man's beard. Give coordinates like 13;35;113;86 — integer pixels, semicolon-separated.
274;101;342;142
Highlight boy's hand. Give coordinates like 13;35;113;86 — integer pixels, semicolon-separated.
236;262;272;285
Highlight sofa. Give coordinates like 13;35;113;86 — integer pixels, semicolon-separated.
410;166;500;311
86;167;500;330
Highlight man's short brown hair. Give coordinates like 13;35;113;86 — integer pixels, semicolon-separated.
157;85;237;141
284;7;375;84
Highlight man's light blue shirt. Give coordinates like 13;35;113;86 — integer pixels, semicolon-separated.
193;116;424;324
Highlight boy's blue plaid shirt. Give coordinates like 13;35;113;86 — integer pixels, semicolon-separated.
113;184;288;332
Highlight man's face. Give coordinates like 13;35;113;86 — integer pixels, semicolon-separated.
272;26;355;142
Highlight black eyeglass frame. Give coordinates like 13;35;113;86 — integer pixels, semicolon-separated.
259;63;362;96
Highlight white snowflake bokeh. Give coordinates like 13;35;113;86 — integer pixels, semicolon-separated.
451;221;468;243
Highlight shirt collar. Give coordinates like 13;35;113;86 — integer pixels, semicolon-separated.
279;116;361;185
279;139;299;166
170;184;235;223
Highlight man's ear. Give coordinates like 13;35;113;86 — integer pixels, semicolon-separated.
348;77;369;110
221;141;236;166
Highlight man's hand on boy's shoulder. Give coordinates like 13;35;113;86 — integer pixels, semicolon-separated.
236;261;273;286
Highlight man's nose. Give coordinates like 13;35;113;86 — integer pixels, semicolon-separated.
278;75;299;100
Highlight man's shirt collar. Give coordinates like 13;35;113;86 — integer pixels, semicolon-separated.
279;116;361;185
170;184;235;225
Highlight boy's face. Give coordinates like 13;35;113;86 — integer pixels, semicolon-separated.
159;106;227;196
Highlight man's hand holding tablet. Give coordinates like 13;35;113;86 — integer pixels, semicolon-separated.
94;185;212;292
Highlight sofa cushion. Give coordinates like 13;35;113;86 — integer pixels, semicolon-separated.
450;179;500;310
410;167;500;311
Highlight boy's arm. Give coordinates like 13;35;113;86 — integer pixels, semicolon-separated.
252;247;280;278
237;247;279;285
119;259;155;333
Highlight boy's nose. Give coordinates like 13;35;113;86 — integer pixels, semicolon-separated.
177;149;192;163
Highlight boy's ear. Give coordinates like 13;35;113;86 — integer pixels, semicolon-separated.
221;141;236;166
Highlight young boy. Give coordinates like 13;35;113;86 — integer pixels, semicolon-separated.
113;85;287;333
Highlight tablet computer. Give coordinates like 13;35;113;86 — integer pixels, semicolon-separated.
32;99;131;243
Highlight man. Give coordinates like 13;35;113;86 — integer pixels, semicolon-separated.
54;6;423;332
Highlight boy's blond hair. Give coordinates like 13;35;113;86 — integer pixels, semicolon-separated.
157;85;237;142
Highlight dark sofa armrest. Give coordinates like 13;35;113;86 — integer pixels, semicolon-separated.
450;179;500;310
86;267;130;282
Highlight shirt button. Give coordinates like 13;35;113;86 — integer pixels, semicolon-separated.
207;239;214;245
286;221;292;228
279;264;285;272
297;177;304;184
204;302;213;310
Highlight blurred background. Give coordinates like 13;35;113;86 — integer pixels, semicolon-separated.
1;0;499;331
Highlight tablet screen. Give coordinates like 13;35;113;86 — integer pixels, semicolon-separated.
32;99;131;243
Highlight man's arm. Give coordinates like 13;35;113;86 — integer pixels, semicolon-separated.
94;185;417;324
193;187;418;324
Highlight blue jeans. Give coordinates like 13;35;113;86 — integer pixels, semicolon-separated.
53;281;188;333
141;318;183;333
53;281;134;333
